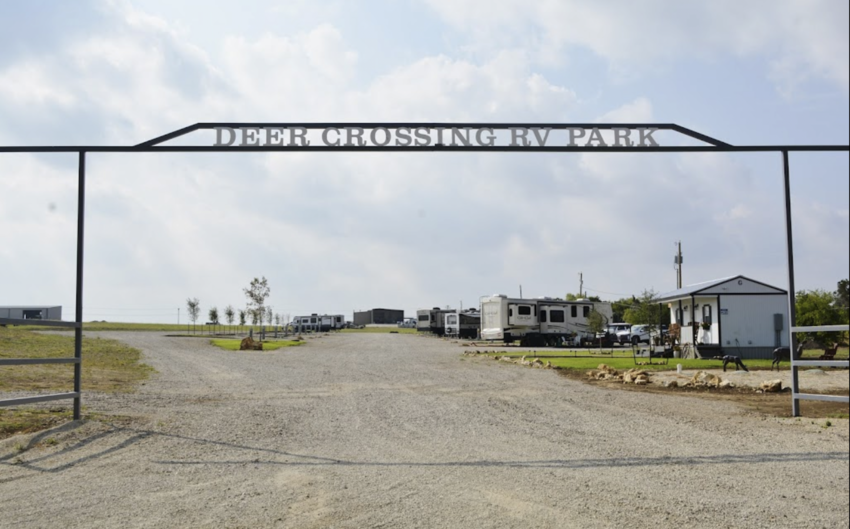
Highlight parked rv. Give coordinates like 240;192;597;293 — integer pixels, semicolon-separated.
479;295;614;347
444;309;481;339
415;307;456;336
291;314;346;333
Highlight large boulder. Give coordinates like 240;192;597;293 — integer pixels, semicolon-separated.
240;337;263;351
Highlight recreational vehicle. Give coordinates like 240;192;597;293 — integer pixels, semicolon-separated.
444;309;481;339
291;314;346;332
415;307;456;336
479;295;614;346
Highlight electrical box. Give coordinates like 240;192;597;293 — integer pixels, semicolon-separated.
773;313;784;331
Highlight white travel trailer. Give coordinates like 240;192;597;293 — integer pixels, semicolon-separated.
479;295;614;346
291;314;346;332
444;309;481;339
415;307;455;336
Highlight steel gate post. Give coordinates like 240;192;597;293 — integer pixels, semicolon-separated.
74;151;86;420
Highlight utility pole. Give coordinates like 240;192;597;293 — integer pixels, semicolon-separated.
578;272;584;298
177;307;180;325
519;285;523;298
674;241;683;289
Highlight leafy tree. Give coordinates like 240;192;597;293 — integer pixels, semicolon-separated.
622;290;669;330
208;307;219;324
244;277;270;328
238;309;247;328
610;297;636;323
224;305;235;333
836;279;849;310
796;289;849;345
587;309;609;347
265;306;273;326
186;298;200;333
563;292;601;302
274;313;281;326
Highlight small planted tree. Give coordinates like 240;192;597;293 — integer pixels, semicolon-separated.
244;276;271;333
587;309;609;348
208;307;219;334
186;298;200;334
265;306;273;327
238;309;247;333
225;305;235;335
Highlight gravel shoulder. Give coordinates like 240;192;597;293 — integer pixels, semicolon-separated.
1;332;848;529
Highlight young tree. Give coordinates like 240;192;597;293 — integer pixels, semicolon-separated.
238;309;247;331
587;309;609;347
274;313;281;326
224;305;235;334
835;279;849;310
244;277;271;330
622;290;669;330
186;298;200;333
265;306;273;326
208;306;219;334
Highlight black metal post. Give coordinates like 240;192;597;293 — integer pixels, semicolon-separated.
781;150;800;416
74;151;86;420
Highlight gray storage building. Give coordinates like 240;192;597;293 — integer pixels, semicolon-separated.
353;308;405;326
0;305;63;321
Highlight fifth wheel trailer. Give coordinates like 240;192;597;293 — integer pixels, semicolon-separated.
444;309;481;339
480;295;614;346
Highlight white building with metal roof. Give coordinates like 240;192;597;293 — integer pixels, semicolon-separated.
655;276;788;359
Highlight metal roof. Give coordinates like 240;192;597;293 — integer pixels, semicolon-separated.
654;275;785;302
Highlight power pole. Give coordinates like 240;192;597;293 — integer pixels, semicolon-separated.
579;272;584;298
674;241;683;289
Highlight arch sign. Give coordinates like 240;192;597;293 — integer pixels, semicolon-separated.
1;122;847;418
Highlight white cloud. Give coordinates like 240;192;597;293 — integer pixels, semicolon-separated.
0;1;846;322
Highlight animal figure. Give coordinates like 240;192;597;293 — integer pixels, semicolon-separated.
771;343;804;370
713;355;748;372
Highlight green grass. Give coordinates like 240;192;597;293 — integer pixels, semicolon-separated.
210;339;304;351
480;350;787;372
0;408;73;439
1;326;155;439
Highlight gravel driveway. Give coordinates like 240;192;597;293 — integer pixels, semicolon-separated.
1;332;848;528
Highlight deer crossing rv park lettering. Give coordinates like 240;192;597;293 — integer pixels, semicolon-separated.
213;126;660;148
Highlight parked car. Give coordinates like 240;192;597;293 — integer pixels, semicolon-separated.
604;323;632;346
626;324;668;345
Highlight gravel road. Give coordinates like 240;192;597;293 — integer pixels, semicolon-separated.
1;332;848;528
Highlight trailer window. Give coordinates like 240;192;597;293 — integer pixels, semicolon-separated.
540;310;547;323
446;315;457;325
583;306;590;317
518;305;532;316
418;314;429;321
550;310;565;323
571;306;577;318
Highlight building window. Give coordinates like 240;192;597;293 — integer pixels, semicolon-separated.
540;310;547;323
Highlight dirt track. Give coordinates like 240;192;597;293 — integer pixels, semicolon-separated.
1;332;848;528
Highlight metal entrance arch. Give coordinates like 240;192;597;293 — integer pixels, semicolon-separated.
1;122;848;418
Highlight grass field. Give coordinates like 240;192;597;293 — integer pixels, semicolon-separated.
471;344;848;372
0;326;155;438
210;338;304;351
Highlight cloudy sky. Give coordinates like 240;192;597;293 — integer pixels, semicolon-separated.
1;0;847;324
